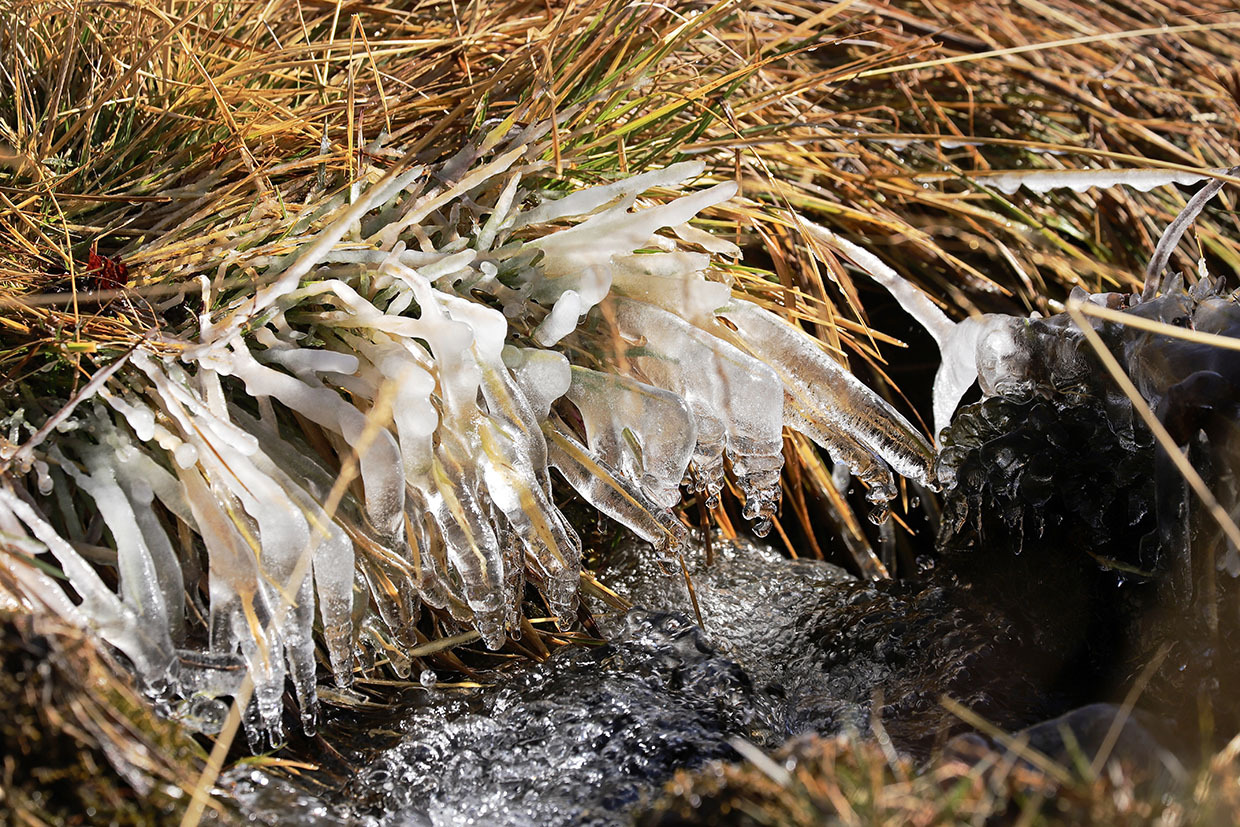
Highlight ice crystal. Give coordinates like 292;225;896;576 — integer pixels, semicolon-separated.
0;126;937;745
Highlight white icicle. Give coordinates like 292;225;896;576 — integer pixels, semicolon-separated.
0;498;89;623
978;166;1225;195
78;441;187;643
0;488;176;684
525;179;738;326
513;161;707;228
533;289;584;346
502;347;572;421
212;342;406;537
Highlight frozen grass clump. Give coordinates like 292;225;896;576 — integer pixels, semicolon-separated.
0;124;937;746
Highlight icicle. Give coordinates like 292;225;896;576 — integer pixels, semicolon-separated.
423;436;508;649
63;446;183;653
978;166;1224;196
714;300;935;516
477;364;581;621
533;289;585;346
609;251;731;324
565;366;697;510
604;297;785;526
0;488;177;685
177;463;287;747
187;161;426;362
502;347;571;421
207;342;406;537
524;173;738;331
545;417;686;554
513;161;708;228
0;497;90;623
6;133;952;748
801;221;955;346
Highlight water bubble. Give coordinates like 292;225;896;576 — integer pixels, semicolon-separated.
420;669;438;688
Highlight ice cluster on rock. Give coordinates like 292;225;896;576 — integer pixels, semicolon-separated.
828;189;1240;581
0;126;936;745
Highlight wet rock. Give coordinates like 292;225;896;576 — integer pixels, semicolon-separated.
934;367;1240;752
935;395;1160;714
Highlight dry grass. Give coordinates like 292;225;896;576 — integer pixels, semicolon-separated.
648;727;1240;826
0;611;214;825
3;0;1240;816
4;0;1240;572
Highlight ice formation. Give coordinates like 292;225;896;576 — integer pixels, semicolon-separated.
0;127;938;745
824;183;1240;578
979;166;1226;196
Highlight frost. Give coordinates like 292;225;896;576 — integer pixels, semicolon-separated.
979;166;1224;196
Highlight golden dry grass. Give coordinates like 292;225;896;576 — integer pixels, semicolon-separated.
4;0;1240;572
4;0;1240;820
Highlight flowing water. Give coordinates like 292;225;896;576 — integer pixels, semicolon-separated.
226;278;1240;825
228;534;1064;825
229;536;845;825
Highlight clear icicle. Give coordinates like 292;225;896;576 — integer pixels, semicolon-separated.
545;418;686;555
424;435;508;649
0;500;89;622
610;251;733;324
478;363;581;621
564;366;697;510
605;297;785;527
91;423;187;642
715;299;936;515
502;347;572;421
